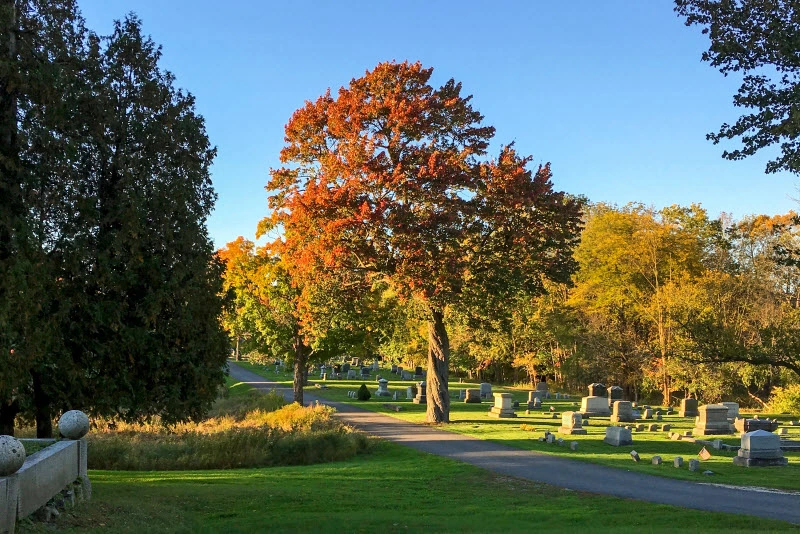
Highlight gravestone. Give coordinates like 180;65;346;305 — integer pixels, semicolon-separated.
351;357;360;367
652;456;662;465
528;391;543;403
607;385;624;407
588;383;606;397
642;408;653;420
570;441;579;451
532;397;542;409
558;411;587;435
361;366;370;378
536;381;549;393
555;393;561;400
459;389;466;400
406;386;415;400
464;389;481;403
342;363;351;373
734;418;779;434
319;364;326;377
604;426;633;446
647;423;658;431
733;429;789;467
689;459;700;472
580;395;611;417
673;457;684;468
480;383;493;399
391;364;398;374
347;369;356;379
392;391;399;401
412;382;427;404
401;370;413;380
414;366;424;379
487;393;517;418
694;404;733;435
372;360;380;371
680;398;699;418
375;378;391;397
720;402;739;422
610;401;636;423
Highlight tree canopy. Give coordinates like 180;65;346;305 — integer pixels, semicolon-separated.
676;0;800;174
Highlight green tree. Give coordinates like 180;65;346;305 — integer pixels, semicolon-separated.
676;0;800;174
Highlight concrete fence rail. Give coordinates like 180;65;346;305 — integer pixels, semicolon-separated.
1;438;90;534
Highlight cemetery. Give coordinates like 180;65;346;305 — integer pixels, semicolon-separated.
239;360;800;491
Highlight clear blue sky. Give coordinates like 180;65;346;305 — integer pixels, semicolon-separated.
79;1;797;247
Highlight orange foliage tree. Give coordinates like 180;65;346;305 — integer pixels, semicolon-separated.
262;61;582;422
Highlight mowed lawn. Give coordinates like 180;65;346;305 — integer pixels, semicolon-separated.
237;362;800;491
22;441;798;533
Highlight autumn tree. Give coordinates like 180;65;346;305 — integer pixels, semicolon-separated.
264;61;582;422
676;0;800;174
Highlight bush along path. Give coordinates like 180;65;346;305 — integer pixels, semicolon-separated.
227;362;800;524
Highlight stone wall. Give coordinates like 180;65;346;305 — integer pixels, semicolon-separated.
1;438;90;534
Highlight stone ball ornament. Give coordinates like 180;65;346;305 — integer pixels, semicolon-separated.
0;435;26;476
58;410;90;440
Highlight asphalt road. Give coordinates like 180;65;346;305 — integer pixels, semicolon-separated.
227;362;800;524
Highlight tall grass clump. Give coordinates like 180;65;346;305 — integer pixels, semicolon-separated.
87;385;373;470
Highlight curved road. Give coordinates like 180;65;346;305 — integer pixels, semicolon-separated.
228;363;800;524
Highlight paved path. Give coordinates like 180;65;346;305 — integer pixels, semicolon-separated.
228;363;800;524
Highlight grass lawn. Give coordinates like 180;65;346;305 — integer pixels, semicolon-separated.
21;440;798;533
236;361;800;491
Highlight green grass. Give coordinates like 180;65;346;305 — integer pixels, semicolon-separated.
21;440;798;533
238;361;800;490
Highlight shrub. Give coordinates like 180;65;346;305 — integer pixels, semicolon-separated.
769;384;800;414
245;350;273;365
86;386;374;470
357;383;371;401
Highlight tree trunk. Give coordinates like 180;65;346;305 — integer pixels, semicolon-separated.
0;400;18;436
426;308;450;423
234;336;240;361
32;371;52;438
293;335;306;405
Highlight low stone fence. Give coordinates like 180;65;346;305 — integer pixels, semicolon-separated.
1;411;91;534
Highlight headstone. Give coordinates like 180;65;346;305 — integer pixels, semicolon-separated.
557;438;564;446
661;424;671;431
414;366;424;379
673;456;684;468
588;383;606;397
459;389;466;400
733;429;789;467
347;369;356;379
401;370;413;380
361;366;371;378
570;441;579;451
536;381;549;393
680;398;699;418
558;411;588;435
694;404;733;435
642;408;653;420
778;428;788;436
351;357;360;367
580;395;611;416
721;402;739;422
412;381;427;404
391;364;398;374
527;391;543;403
734;417;779;433
372;360;380;371
532;397;542;409
375;378;391;397
319;364;326;377
647;424;658;431
555;393;561;400
546;433;555;444
652;456;662;465
464;389;481;403
635;424;644;431
392;391;399;401
689;459;700;471
604;426;633;446
630;450;640;462
607;385;624;407
397;366;403;377
342;362;351;373
488;393;517;418
610;401;636;423
479;383;493;399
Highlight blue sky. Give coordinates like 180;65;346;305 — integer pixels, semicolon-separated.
79;1;797;247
